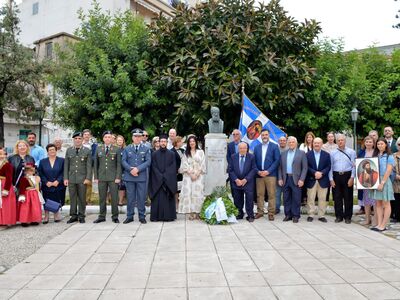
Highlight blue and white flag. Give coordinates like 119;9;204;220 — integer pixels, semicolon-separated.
239;94;286;151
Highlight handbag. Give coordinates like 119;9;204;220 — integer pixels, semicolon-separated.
43;198;61;213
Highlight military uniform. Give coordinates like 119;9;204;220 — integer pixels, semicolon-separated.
122;138;151;222
64;146;92;221
94;144;121;222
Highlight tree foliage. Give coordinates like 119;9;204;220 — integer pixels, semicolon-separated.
294;39;400;139
148;0;321;136
0;1;50;147
51;1;158;139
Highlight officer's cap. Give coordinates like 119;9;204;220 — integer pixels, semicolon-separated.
102;130;113;137
131;128;143;136
72;131;82;138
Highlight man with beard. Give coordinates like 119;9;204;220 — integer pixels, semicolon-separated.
27;132;46;166
149;135;177;222
358;160;379;188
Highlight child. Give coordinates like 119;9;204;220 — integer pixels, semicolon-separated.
18;162;43;226
0;147;17;226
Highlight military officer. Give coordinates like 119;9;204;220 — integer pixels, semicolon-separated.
93;130;122;224
64;132;92;223
122;128;151;224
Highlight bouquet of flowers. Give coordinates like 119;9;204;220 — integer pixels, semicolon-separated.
200;186;238;225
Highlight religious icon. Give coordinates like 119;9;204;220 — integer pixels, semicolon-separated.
246;120;262;140
356;157;380;189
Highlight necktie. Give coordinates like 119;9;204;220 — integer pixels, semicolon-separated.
106;146;109;155
239;155;245;173
135;145;138;152
75;148;79;155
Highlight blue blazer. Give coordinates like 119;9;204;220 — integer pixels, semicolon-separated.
306;150;331;189
122;144;151;182
228;153;257;191
38;157;65;193
253;142;280;177
226;141;238;169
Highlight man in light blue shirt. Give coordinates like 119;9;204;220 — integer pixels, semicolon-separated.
329;134;356;224
27;132;46;166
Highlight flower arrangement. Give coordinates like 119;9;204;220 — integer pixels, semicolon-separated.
200;186;238;225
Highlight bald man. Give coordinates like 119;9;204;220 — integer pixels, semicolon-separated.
305;137;331;222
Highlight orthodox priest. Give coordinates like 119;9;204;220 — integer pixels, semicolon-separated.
149;135;177;222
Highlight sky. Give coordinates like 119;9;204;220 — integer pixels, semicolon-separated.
1;0;399;50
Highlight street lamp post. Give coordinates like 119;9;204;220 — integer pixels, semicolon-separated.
351;108;359;151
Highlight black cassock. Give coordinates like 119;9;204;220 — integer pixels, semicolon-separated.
149;148;177;221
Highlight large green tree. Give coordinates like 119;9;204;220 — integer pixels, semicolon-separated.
148;0;321;136
0;1;49;147
51;1;158;138
296;39;400;139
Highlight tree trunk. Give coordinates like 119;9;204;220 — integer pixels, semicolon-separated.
0;106;4;147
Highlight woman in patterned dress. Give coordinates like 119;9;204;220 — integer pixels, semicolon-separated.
0;147;17;226
178;136;206;220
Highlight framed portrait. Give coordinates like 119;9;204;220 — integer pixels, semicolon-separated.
355;157;380;190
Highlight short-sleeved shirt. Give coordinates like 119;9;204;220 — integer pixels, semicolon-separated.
378;153;395;176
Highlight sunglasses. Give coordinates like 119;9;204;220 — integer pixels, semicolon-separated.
143;135;148;137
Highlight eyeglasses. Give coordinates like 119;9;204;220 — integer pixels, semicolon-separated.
143;135;148;137
233;133;240;136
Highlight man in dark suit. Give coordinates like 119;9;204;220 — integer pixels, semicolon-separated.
254;129;280;220
227;129;242;168
228;142;257;222
278;136;307;223
384;126;397;153
305;137;331;223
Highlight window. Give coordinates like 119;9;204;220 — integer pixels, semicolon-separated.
45;42;53;59
32;2;39;15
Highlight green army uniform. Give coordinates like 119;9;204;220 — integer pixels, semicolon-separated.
94;144;122;221
64;146;92;221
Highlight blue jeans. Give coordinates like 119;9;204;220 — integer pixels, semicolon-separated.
125;181;147;220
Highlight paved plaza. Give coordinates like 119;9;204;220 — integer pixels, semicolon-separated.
2;214;400;300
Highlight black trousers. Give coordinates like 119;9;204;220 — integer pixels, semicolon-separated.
332;171;353;219
391;193;400;221
232;187;255;219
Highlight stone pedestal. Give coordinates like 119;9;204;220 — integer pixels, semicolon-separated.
204;133;228;195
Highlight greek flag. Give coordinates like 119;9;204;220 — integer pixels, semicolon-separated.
239;94;286;151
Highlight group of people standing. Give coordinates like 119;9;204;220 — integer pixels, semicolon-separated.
227;126;400;232
1;125;399;231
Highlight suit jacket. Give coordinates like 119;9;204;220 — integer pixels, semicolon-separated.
64;147;92;184
278;149;308;185
94;144;122;181
122;143;151;182
38;157;65;193
305;150;331;189
253;142;280;177
226;141;239;169
388;138;398;154
228;153;257;191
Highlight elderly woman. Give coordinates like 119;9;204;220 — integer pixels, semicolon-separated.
38;143;66;223
391;137;400;222
8;140;35;186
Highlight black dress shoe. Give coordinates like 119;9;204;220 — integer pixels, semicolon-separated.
139;219;147;224
112;218;120;223
334;217;343;223
67;218;78;224
345;219;351;224
292;217;299;223
21;223;29;227
93;218;106;224
237;215;244;220
54;219;61;223
31;222;39;226
42;220;49;224
79;218;85;223
123;218;133;224
318;217;327;223
283;216;292;222
246;216;254;222
307;217;313;222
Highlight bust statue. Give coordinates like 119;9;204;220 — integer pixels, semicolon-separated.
208;106;224;133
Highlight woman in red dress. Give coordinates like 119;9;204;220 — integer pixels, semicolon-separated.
0;147;17;226
18;163;42;226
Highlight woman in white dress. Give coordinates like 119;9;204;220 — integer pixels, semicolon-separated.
178;136;206;220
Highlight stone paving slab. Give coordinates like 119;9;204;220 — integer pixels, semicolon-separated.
3;214;400;299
